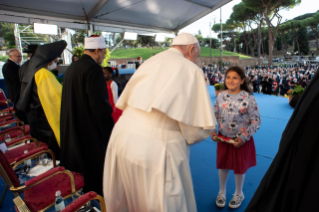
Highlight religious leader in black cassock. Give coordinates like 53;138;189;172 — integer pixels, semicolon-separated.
60;36;114;196
246;70;319;212
2;50;21;105
16;41;67;160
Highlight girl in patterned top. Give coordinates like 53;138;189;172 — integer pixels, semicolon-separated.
211;66;261;209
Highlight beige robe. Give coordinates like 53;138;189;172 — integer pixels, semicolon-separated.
103;48;217;212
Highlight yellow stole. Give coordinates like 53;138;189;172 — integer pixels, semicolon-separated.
35;68;62;146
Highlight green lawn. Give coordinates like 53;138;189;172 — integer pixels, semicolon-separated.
109;47;251;60
0;55;8;62
199;47;251;59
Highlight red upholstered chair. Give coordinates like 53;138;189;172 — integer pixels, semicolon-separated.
13;196;38;212
61;191;107;212
13;191;107;212
0;147;85;212
0;119;40;165
0;119;30;141
5;136;48;164
0;88;14;114
0;137;47;208
0;114;14;123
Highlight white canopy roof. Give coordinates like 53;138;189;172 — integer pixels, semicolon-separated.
0;0;232;35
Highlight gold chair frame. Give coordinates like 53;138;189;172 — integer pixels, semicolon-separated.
0;149;82;212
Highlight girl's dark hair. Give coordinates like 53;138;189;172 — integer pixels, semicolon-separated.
224;66;253;95
72;54;78;63
103;67;119;78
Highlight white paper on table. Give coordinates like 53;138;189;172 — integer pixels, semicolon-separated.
0;142;8;153
8;142;26;150
26;160;60;177
93;207;101;212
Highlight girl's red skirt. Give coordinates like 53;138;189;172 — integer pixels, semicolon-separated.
217;134;256;174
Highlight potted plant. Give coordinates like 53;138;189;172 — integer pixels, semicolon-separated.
287;85;304;106
214;83;225;96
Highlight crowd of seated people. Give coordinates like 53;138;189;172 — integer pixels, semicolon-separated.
202;62;318;96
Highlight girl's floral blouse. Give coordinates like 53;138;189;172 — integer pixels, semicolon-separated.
213;90;261;142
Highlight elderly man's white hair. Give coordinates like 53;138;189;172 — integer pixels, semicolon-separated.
7;48;20;57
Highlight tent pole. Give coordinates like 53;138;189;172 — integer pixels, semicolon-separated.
110;39;124;54
88;23;94;36
157;42;165;50
220;7;223;72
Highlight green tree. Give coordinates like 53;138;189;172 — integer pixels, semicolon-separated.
275;34;282;51
0;23;52;49
289;20;302;55
278;23;291;52
264;34;269;55
136;35;156;47
93;31;102;36
294;26;309;55
165;37;173;46
115;33;123;45
205;37;219;48
229;3;255;56
226;19;241;53
72;46;84;58
72;30;87;47
195;31;206;46
213;21;239;53
302;13;319;55
0;23;15;48
243;0;301;65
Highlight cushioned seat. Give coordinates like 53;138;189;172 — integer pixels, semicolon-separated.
24;169;84;210
5;141;48;164
5;135;32;147
0;149;85;211
3;106;14;113
62;191;97;212
0;125;30;141
0;115;13;123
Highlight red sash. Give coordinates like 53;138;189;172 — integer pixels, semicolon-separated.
106;80;122;123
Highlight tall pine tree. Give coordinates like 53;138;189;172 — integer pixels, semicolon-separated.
294;26;309;55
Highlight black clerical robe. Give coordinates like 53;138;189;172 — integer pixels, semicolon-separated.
14;60;30;124
2;59;20;103
25;68;62;159
246;71;319;212
16;41;67;160
60;54;114;196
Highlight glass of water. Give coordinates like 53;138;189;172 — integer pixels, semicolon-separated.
72;191;84;202
40;153;48;166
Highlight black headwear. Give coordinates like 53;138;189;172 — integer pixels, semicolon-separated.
16;40;67;112
24;45;38;53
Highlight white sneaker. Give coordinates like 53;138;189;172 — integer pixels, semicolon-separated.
216;193;226;207
228;193;244;209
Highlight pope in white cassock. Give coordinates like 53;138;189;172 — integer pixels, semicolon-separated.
103;33;217;212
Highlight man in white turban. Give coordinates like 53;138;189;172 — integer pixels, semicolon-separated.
60;36;114;195
103;33;217;212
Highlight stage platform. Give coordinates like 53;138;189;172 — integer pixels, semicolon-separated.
0;86;294;211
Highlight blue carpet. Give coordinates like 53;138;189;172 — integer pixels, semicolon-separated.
190;86;294;212
0;86;294;211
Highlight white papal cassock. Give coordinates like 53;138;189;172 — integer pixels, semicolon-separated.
103;48;217;212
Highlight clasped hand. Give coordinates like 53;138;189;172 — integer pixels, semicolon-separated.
210;132;244;148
